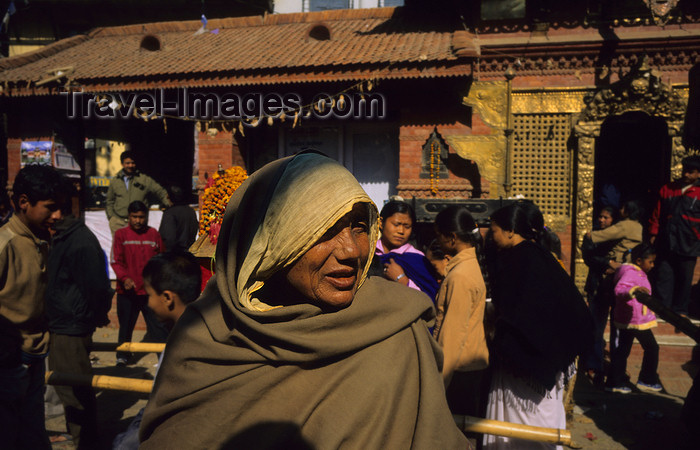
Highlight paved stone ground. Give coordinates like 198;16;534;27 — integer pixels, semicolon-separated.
47;329;156;449
569;346;698;449
46;327;698;449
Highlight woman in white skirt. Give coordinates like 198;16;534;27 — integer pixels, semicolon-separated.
484;203;593;449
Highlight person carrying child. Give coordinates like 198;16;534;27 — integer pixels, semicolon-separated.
605;243;662;394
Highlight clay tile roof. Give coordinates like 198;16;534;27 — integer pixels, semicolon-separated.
0;7;476;96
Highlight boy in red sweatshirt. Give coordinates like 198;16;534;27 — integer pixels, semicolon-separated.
111;201;167;365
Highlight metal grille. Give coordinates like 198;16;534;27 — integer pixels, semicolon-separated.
512;114;571;217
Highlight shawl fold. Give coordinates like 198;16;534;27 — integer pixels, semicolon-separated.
140;152;467;449
490;241;594;390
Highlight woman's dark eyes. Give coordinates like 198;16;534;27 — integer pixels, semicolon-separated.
353;222;369;233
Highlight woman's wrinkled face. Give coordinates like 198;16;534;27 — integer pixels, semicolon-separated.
286;203;370;309
381;212;413;249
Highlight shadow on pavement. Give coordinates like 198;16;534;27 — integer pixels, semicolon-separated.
93;366;152;449
574;374;694;449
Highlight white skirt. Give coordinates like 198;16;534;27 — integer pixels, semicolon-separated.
482;367;569;450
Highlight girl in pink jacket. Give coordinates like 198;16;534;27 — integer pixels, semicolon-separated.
605;243;662;394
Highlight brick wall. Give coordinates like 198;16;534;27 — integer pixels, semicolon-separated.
397;116;478;199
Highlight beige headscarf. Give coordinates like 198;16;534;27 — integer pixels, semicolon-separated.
218;152;378;311
140;152;467;449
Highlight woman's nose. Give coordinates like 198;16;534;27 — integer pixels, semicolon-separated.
335;228;362;260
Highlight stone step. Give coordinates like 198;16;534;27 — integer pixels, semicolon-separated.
604;317;699;345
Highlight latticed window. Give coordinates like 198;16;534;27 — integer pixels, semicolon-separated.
512;114;572;217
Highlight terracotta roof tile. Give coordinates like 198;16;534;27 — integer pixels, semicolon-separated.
0;7;475;95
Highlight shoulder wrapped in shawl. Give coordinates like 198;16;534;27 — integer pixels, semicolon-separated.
139;152;467;449
490;240;594;390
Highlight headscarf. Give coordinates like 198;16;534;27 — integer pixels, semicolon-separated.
217;151;378;311
140;152;467;449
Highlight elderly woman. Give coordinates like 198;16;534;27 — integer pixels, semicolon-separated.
139;153;467;449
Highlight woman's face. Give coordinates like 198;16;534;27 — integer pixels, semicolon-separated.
381;212;413;249
489;223;512;249
598;210;613;229
286;203;370;309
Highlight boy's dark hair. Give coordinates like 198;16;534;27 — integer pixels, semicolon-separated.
631;243;656;263
142;251;202;304
128;201;148;214
682;155;700;173
120;150;135;163
11;164;65;208
168;185;186;205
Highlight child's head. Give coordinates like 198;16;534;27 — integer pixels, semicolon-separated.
681;155;700;184
631;243;656;273
620;200;642;222
598;206;616;229
127;201;148;232
11;165;66;236
143;251;202;325
434;205;481;256
425;239;450;279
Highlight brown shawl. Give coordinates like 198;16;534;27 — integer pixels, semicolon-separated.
140;153;467;449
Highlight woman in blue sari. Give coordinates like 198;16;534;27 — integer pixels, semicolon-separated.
375;201;439;300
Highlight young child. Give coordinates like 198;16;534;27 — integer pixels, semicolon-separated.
605;243;662;394
142;250;202;329
425;239;450;284
111;200;166;365
112;251;201;450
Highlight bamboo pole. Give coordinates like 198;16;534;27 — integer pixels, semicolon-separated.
91;342;166;353
45;370;153;394
45;370;574;446
453;415;573;448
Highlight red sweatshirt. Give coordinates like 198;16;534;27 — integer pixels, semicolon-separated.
111;226;163;295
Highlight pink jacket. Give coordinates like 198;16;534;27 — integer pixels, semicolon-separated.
613;264;657;330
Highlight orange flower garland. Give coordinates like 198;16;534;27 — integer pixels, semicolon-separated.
430;141;439;195
199;166;248;238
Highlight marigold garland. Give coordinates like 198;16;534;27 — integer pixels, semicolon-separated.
430;141;440;195
199;166;248;237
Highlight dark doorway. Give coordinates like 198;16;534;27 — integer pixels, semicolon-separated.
594;111;671;219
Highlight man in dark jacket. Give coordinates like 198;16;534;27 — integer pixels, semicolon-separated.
649;155;700;316
159;185;198;252
46;210;112;449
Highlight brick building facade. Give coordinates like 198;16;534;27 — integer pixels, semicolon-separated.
1;4;700;284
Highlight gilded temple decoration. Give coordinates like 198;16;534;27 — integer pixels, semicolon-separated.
462;81;508;129
573;56;689;289
580;56;686;122
644;0;679;26
447;134;507;199
512;90;587;115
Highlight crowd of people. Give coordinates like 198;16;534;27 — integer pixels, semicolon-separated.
1;151;698;448
581;155;700;397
